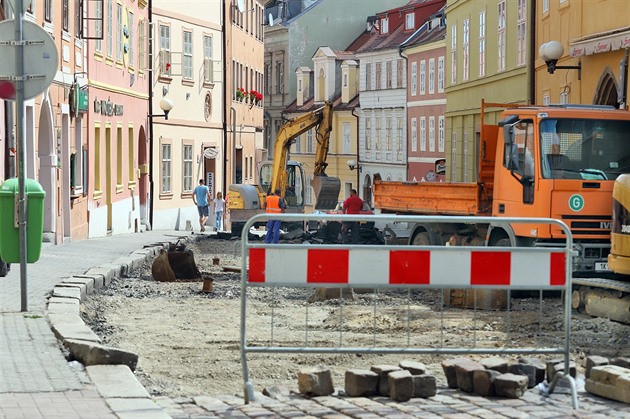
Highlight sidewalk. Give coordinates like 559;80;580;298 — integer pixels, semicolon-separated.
1;230;629;419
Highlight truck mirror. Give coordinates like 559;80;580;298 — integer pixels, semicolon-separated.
503;123;514;145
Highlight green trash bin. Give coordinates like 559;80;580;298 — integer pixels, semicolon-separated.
0;178;46;263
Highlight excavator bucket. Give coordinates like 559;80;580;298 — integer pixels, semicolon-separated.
311;175;341;210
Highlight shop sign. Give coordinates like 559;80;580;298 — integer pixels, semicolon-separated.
94;98;124;116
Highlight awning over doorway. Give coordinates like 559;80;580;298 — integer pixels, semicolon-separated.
569;27;630;57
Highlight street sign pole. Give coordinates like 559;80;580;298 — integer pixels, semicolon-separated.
14;0;28;312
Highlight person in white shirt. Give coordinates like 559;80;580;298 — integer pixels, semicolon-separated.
212;191;226;231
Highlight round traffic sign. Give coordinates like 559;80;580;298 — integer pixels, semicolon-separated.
0;19;58;101
569;194;584;212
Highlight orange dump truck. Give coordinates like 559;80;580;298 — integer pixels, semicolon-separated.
373;101;630;323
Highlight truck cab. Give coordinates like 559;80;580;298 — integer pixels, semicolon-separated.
493;105;630;275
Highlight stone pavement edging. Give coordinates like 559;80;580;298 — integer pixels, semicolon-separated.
45;241;174;418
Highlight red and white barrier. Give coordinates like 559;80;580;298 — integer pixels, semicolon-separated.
248;247;566;288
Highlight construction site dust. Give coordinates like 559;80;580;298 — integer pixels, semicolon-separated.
81;235;630;399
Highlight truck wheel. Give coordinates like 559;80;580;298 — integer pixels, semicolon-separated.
493;238;511;247
0;260;8;277
412;232;431;246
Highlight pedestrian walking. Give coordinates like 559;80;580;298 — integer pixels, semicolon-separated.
342;188;363;244
212;191;226;231
193;179;212;232
264;188;285;243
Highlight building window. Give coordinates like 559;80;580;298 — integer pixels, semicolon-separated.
462;19;469;81
420;117;426;151
183;31;193;79
95;125;103;193
543;93;550;106
161;143;172;194
128;127;135;183
397;59;403;88
420;60;426;95
45;0;52;22
517;0;526;66
275;61;283;94
411;118;417;152
116;125;123;187
62;0;69;32
405;13;414;30
375;62;382;90
438;116;445;152
451;25;457;84
498;0;506;72
366;63;372;90
160;25;171;75
365;117;371;150
463;131;469;182
386;117;392;151
106;0;113;57
375;118;381;150
397;117;404;153
428;59;435;94
381;17;389;34
438;56;444;92
343;122;351;154
116;3;123;61
411;62;417;96
294;134;301;153
542;0;549;13
72;117;84;195
429;117;435;152
265;62;271;95
95;1;103;52
307;129;313;154
183;144;193;192
386;61;392;89
343;74;347;87
138;20;146;69
451;132;457;180
127;11;134;67
479;11;485;77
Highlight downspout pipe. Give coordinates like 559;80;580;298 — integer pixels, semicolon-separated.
351;107;360;193
146;0;154;230
529;0;536;104
398;44;409;179
222;0;228;196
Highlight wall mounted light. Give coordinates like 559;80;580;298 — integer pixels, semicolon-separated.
148;97;174;120
539;40;581;80
347;159;361;172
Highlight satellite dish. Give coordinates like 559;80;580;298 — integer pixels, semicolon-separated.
203;148;219;159
269;13;274;26
236;0;245;13
0;20;58;101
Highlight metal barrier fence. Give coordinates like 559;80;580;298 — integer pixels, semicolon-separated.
239;213;577;408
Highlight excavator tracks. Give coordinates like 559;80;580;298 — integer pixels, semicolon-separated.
571;277;630;324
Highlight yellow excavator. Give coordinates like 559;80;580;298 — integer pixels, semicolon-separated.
227;101;340;237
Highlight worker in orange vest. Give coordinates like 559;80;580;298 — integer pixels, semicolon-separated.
264;188;286;243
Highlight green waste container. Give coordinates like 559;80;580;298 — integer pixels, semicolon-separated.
0;178;46;263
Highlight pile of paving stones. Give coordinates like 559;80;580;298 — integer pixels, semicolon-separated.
296;356;630;404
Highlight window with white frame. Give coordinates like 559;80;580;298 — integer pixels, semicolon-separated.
438;56;444;92
420;117;426;151
376;62;382;90
116;3;123;61
438;116;445;152
386;61;392;89
451;132;457;179
397;117;403;152
498;0;506;72
107;0;113;57
543;93;550;106
62;0;69;32
451;25;457;84
542;0;549;13
343;122;351;154
463;131;469;181
365;117;371;150
462;19;469;81
397;59;403;88
429;117;435;152
127;11;134;67
386;117;392;151
45;0;52;22
183;31;193;79
161;143;172;193
411;118;417;152
479;11;485;77
366;63;372;90
406;13;414;30
294;134;301;153
420;60;426;95
560;91;569;104
307;129;313;154
411;62;417;96
517;0;526;66
95;1;103;52
428;58;435;94
381;17;389;34
183;144;193;192
376;118;381;150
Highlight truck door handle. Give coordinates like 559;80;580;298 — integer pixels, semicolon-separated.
498;203;505;214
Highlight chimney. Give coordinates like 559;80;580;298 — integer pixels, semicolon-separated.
341;60;359;104
295;67;311;107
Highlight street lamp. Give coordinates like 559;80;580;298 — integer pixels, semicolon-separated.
148;97;174;120
347;159;361;193
539;40;581;80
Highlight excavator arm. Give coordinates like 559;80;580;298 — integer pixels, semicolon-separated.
269;101;340;210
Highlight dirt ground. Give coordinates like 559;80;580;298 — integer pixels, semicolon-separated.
81;235;630;399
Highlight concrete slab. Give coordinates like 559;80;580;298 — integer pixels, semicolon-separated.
105;398;170;419
87;365;150;399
